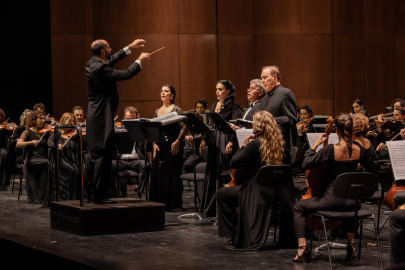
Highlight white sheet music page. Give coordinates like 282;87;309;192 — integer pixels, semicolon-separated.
149;112;187;126
306;133;339;152
236;129;254;148
387;141;405;181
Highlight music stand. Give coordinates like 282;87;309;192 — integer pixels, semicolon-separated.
114;128;135;198
122;120;152;201
178;114;211;220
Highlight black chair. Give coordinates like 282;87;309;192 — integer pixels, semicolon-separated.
116;170;139;197
255;165;293;245
308;172;383;269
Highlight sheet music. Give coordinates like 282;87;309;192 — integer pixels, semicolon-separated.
306;133;339;152
143;112;187;126
236;129;254;148
387;141;405;181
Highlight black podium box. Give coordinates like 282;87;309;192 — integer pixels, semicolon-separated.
50;198;165;236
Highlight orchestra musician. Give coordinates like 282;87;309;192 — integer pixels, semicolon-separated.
47;113;81;203
351;99;370;118
9;109;32;166
389;191;405;265
390;98;405;112
259;66;297;164
352;113;378;162
72;106;85;123
296;105;315;139
33;103;46;113
201;80;243;217
85;38;150;204
150;85;188;212
195;98;208;115
218;111;294;251
182;109;203;173
16;110;51;205
292;113;377;263
0;108;11;190
112;106;150;200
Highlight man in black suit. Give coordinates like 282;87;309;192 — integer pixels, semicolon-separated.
259;66;297;163
85;38;150;204
259;65;297;249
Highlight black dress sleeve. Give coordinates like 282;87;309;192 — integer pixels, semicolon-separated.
173;106;188;141
19;130;30;141
302;144;332;170
47;133;56;148
232;103;244;120
230;140;260;169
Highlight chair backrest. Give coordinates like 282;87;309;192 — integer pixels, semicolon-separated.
333;172;376;200
200;146;208;162
255;165;292;187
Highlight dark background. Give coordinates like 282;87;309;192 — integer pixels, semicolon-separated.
1;0;52;123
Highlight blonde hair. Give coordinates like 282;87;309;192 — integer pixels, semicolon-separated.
20;109;32;127
59;113;76;134
253;111;285;165
352;113;368;139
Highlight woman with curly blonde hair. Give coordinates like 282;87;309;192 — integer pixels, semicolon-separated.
217;111;295;251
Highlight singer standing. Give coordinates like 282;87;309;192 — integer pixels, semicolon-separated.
85;39;150;204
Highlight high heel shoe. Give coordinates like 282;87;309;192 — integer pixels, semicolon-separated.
292;246;308;262
346;242;356;262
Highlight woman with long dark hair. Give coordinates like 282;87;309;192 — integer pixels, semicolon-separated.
150;84;188;212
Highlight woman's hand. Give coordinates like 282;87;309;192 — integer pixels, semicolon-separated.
58;144;63;150
296;124;305;135
376;143;385;151
153;144;160;158
31;140;39;147
400;128;405;140
377;114;384;122
312;133;328;150
243;135;254;147
199;140;205;153
171;140;180;155
232;125;241;130
185;135;193;141
225;142;233;154
366;130;378;138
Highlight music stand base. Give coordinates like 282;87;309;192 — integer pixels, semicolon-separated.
314;242;346;252
178;212;202;220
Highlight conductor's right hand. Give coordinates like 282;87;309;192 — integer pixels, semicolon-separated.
153;144;160;159
137;52;150;62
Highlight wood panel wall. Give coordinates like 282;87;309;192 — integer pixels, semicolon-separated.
50;0;405;120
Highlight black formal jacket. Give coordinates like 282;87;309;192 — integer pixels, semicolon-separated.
243;100;261;121
259;84;297;159
85;49;141;151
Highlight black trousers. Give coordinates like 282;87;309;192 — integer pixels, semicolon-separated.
389;210;405;265
112;159;151;196
182;154;201;173
217;185;240;238
293;190;356;238
86;134;115;200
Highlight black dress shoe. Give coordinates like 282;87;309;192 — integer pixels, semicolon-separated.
98;198;118;204
134;193;141;200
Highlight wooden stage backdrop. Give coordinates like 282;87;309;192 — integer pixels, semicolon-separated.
50;0;405;119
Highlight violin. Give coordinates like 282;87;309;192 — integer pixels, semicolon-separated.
114;121;123;129
380;120;403;131
0;118;17;132
297;117;314;131
221;126;264;188
35;122;58;147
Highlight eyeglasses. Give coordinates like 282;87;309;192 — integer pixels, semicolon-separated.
247;87;258;91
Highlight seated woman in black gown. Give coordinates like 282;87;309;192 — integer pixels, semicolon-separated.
292;113;377;263
150;84;188;212
0;108;11;190
217;111;291;251
17;110;50;204
352;113;378;162
47;113;80;202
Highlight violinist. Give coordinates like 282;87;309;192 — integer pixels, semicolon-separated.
33;103;46;113
352;113;378;162
0;108;11;190
388;191;405;265
376;107;405;156
296;105;315;139
72;106;85;123
8;109;32;166
16;110;50;205
390;98;405;112
47;113;81;203
218;111;296;251
112;106;150;200
293;114;377;263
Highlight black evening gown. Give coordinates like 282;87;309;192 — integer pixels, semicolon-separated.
0;129;11;190
20;129;50;204
202;100;243;217
149;106;187;211
47;132;80;203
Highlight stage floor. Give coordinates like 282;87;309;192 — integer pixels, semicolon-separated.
0;181;392;270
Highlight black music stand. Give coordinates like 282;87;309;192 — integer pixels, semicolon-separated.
114;128;135;198
122;120;151;201
178;114;211;220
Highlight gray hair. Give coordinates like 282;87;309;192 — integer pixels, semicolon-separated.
262;65;281;82
249;79;266;96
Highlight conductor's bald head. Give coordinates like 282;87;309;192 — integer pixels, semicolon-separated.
91;39;112;60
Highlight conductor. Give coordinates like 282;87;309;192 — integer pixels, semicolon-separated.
85;39;150;204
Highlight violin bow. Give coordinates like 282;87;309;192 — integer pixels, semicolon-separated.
61;123;84;150
36;125;52;147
